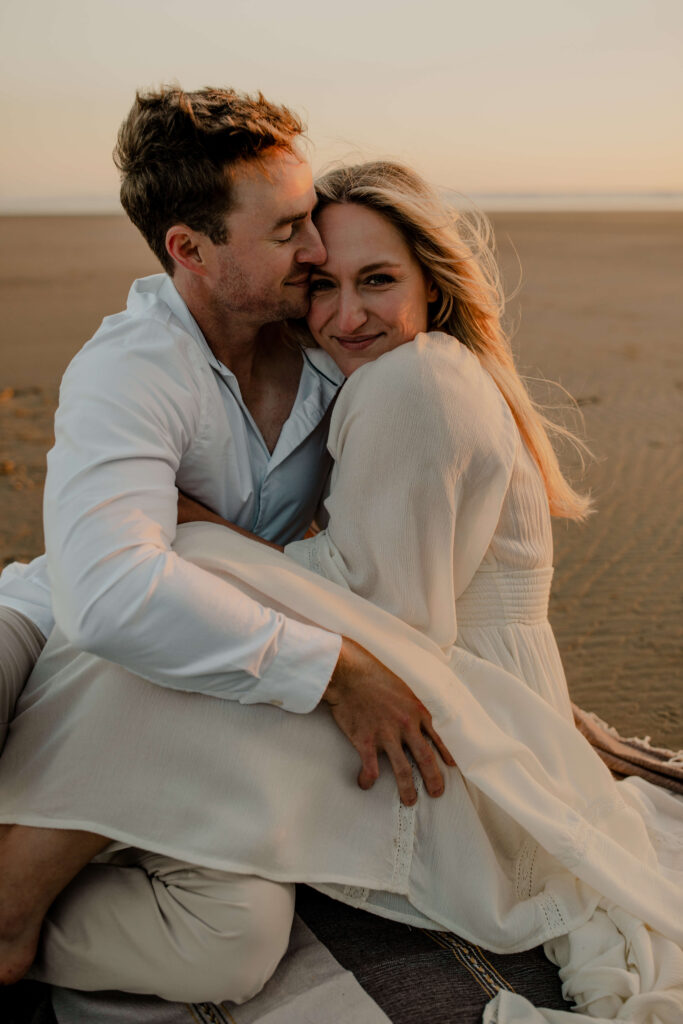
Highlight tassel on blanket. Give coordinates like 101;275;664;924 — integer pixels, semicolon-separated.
572;704;683;796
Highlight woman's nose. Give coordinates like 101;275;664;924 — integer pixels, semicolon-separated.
336;289;368;333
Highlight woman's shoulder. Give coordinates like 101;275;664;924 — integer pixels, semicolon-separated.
351;332;507;417
338;332;517;457
354;331;481;384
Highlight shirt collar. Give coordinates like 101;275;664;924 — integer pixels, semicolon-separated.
300;347;346;388
154;275;231;376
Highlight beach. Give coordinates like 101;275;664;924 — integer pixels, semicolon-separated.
0;212;681;747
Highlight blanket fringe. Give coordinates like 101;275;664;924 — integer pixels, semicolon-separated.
572;704;683;795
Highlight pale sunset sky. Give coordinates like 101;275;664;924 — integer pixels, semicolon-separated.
1;0;681;212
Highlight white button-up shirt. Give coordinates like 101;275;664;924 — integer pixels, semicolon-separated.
0;274;345;712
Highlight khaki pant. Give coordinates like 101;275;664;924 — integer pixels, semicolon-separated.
30;849;296;1004
0;606;45;751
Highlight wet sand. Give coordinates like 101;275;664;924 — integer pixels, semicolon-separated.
0;212;681;746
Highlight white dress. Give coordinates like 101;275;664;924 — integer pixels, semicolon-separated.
1;334;681;1023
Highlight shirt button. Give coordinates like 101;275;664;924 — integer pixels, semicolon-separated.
269;699;283;707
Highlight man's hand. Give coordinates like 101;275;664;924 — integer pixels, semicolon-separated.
177;491;227;527
323;638;456;806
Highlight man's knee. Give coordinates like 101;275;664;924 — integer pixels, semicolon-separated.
35;855;296;1005
151;864;296;1004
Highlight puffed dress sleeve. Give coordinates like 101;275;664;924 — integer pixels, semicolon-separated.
285;332;518;649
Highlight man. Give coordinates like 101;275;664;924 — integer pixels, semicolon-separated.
0;87;453;1001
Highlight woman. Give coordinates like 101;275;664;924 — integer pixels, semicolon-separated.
288;161;585;721
0;162;681;1022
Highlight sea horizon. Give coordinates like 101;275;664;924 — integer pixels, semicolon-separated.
2;191;683;216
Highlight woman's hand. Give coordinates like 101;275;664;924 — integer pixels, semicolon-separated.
324;637;456;806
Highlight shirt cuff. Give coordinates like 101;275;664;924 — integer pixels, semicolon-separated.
240;617;342;714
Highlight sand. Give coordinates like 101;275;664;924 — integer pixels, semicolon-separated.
0;212;681;746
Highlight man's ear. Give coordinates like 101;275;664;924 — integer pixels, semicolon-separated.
165;225;210;276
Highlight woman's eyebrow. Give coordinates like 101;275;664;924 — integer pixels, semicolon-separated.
310;261;402;278
357;261;401;274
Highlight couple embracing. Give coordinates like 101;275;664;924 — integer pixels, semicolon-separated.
0;86;681;1023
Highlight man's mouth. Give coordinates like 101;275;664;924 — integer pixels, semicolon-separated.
285;276;310;287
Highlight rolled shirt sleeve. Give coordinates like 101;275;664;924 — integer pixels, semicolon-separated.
44;324;340;712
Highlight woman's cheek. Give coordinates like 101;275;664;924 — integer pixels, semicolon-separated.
307;296;332;336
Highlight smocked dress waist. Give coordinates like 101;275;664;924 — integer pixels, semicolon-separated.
453;567;571;721
456;567;554;627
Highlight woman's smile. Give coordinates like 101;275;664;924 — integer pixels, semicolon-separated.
334;332;385;349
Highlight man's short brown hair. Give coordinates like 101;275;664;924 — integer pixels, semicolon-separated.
113;86;305;274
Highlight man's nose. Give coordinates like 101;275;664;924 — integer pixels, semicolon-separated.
336;289;368;333
296;222;326;266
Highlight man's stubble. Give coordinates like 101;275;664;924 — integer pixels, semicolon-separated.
215;250;310;327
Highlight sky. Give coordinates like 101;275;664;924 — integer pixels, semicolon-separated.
1;0;681;212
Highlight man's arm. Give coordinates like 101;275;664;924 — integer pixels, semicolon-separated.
44;336;340;712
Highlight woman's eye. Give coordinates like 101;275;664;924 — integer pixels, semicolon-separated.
366;274;395;286
309;279;333;293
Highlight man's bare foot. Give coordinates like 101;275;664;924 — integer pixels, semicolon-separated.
0;824;110;985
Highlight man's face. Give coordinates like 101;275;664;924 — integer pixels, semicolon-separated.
212;150;326;323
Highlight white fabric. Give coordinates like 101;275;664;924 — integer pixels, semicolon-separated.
0;273;344;712
1;334;681;1021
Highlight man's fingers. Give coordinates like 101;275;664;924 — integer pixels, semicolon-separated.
383;741;418;806
356;743;380;791
406;732;445;798
422;719;457;768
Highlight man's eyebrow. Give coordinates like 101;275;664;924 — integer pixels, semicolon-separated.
271;210;310;231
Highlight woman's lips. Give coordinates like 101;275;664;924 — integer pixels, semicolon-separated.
334;334;382;351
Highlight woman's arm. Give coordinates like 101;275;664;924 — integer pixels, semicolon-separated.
286;335;518;648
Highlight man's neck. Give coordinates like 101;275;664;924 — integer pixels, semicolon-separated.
173;275;303;453
174;275;262;380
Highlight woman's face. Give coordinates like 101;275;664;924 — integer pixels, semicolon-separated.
306;203;438;376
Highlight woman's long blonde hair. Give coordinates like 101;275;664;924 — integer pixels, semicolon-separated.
312;161;591;521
